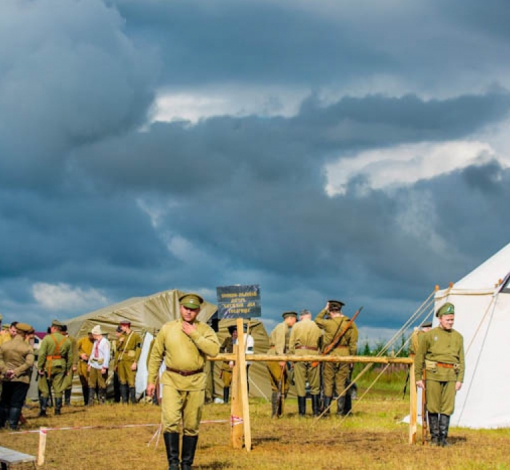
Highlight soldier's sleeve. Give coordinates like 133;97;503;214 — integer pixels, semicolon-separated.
38;338;48;370
457;334;465;383
414;333;428;382
314;309;328;328
188;324;220;357
219;337;228;353
348;323;359;356
288;326;296;354
14;346;35;377
0;345;5;373
147;329;166;384
72;338;79;367
65;338;73;372
134;333;143;363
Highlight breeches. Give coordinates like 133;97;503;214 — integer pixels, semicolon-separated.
0;382;29;410
221;369;232;388
88;368;107;388
426;380;456;415
118;361;136;387
161;386;205;436
38;367;67;398
323;362;350;397
266;362;289;394
294;362;320;396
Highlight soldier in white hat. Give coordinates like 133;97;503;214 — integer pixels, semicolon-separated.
87;325;111;405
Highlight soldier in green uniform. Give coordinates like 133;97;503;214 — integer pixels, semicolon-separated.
116;320;142;404
0;322;35;429
266;311;297;418
37;319;73;416
289;309;323;416
315;300;358;415
409;322;433;356
219;325;237;404
415;302;464;447
147;293;219;470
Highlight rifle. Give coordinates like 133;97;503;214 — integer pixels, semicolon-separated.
422;370;428;445
312;307;363;368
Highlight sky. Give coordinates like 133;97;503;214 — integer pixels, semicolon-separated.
2;0;510;345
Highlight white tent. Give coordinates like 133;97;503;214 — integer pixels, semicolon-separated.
434;242;510;429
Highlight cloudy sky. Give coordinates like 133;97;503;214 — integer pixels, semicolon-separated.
2;0;510;344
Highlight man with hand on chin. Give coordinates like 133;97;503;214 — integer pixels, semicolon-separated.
147;293;219;470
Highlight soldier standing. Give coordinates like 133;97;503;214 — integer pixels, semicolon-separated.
315;300;358;416
147;293;219;470
289;309;323;416
415;302;465;446
61;325;77;406
266;311;297;418
37;320;73;416
87;325;111;405
116;320;142;404
76;330;94;405
0;323;35;429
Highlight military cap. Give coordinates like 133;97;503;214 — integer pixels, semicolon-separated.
51;319;64;328
179;293;204;309
328;300;345;310
436;302;455;317
282;311;298;319
91;325;103;335
422;321;433;328
15;322;33;333
119;320;131;326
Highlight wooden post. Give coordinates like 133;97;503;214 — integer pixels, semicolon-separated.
237;318;251;451
37;427;47;466
409;362;417;444
230;343;243;449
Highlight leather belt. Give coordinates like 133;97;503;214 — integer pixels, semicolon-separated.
166;367;203;376
47;355;62;360
296;346;318;351
437;362;455;369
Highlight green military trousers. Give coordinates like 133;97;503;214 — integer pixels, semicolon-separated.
426;380;456;415
162;386;205;437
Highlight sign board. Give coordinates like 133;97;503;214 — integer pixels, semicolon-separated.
216;285;261;319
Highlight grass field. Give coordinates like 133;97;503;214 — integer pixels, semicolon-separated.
2;383;510;470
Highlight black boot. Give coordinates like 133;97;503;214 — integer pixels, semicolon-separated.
223;387;230;404
271;392;279;418
8;407;22;430
336;396;346;416
0;405;8;428
64;388;72;406
120;384;129;404
99;388;107;404
55;398;63;416
163;432;180;470
129;387;137;404
311;395;320;416
88;388;95;406
82;385;90;406
439;414;450;447
181;435;198;470
428;412;440;446
297;396;306;416
38;397;48;417
323;396;332;415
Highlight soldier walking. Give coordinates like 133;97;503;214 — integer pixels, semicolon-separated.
289;309;323;416
37;320;73;416
147;293;219;470
315;301;358;415
415;302;465;446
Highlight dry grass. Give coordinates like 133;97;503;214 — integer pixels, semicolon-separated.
2;391;510;470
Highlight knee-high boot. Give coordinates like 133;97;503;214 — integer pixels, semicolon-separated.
129;387;137;404
55;397;63;416
439;414;450;447
38;396;48;417
428;412;440;446
181;435;198;470
336;396;346;416
163;432;180;470
271;392;279;418
323;396;332;415
297;396;306;416
120;384;129;403
311;395;320;416
8;407;22;430
223;387;230;404
64;388;72;406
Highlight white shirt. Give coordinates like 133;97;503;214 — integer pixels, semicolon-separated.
88;337;111;370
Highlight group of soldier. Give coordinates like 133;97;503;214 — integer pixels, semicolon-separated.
0;313;144;429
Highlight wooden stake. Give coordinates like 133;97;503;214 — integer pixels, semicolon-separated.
230;343;243;449
37;427;47;466
237;318;251;451
409;362;417;444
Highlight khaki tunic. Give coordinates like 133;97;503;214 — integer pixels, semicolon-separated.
266;322;291;393
63;335;77;391
148;319;219;436
0;333;13;347
116;331;142;387
37;332;72;399
414;326;465;415
219;336;234;387
315;309;358;397
0;335;35;384
289;319;323;396
76;336;94;380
